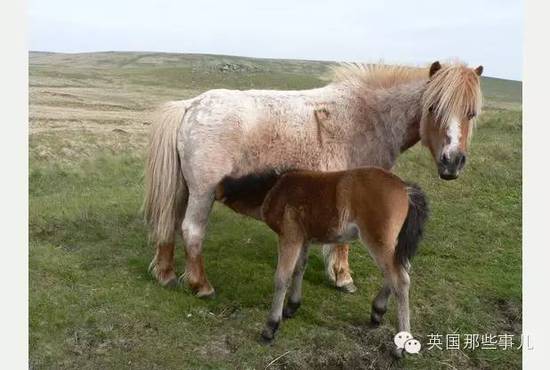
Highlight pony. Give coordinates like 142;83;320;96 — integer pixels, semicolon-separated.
144;60;482;297
215;167;429;347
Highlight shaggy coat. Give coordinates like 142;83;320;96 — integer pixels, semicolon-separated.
144;61;482;297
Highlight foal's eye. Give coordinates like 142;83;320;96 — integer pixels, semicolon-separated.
428;106;434;113
467;112;476;120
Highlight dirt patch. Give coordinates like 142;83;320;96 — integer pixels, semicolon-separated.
495;298;522;335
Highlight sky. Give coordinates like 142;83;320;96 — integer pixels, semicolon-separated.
29;0;523;80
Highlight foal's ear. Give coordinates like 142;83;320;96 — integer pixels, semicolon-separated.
429;61;442;78
474;65;484;76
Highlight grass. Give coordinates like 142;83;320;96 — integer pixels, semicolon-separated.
29;51;521;369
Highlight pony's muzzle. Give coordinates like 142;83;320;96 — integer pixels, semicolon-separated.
438;152;466;180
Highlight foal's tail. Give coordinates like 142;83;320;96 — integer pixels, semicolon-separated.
143;101;190;245
395;183;430;268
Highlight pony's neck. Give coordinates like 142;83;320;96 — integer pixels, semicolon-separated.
376;81;425;157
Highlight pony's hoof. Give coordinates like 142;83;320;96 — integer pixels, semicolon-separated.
149;262;178;289
180;274;216;298
195;287;216;299
161;277;178;289
337;282;358;294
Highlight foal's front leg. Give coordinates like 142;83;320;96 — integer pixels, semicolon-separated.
283;244;309;319
261;237;303;342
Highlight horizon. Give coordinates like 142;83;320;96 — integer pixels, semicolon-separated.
29;50;522;82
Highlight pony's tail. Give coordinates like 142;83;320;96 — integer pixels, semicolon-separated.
395;183;429;268
143;100;190;245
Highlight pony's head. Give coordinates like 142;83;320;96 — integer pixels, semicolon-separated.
420;61;483;180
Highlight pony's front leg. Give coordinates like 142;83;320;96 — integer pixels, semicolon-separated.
261;237;303;342
322;244;357;293
181;190;215;298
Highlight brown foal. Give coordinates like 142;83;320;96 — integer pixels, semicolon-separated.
216;167;429;342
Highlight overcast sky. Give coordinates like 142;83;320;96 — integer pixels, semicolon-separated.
29;0;523;80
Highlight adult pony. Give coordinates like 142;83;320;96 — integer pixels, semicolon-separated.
144;60;483;297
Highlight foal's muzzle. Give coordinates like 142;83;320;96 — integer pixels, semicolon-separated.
438;152;466;180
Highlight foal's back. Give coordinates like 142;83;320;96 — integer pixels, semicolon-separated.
261;167;410;245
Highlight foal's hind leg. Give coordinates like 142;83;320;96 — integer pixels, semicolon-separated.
181;190;215;298
322;244;357;293
370;280;391;326
361;236;411;332
261;237;303;342
283;245;309;319
388;263;411;333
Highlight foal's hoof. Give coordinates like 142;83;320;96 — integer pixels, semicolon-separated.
391;347;405;360
370;306;386;327
337;282;358;294
260;328;275;343
370;315;382;328
282;300;301;319
260;320;280;343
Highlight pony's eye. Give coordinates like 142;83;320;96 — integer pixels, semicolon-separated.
428;106;434;113
467;112;476;120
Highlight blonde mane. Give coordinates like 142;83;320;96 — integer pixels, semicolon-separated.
423;63;483;127
332;61;483;128
332;63;428;90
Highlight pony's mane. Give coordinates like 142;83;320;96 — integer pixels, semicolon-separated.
332;63;428;90
333;61;483;128
422;63;483;127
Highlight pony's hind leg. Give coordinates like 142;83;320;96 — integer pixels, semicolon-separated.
322;244;357;293
261;237;303;342
181;190;215;298
283;244;309;319
149;242;177;288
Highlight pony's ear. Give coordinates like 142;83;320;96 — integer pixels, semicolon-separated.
474;65;484;76
429;61;441;77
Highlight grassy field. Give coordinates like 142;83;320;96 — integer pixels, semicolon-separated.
29;52;522;369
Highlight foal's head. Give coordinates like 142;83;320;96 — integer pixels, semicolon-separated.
421;61;483;180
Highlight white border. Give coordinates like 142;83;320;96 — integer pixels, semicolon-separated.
524;0;550;367
0;0;543;367
0;0;28;368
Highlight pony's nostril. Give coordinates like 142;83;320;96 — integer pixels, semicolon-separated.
457;153;466;168
440;155;449;166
